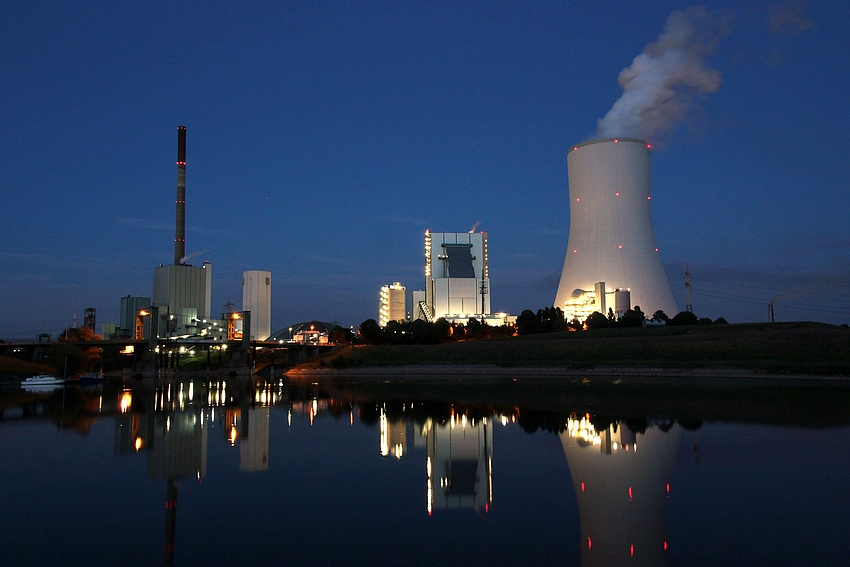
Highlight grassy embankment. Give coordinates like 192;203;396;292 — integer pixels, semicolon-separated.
0;355;55;380
291;321;850;376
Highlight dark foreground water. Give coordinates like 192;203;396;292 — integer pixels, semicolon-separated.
1;374;849;567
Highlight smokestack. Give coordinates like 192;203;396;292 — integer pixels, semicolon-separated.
174;126;187;265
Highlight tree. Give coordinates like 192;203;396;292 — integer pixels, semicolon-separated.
432;318;452;343
670;311;699;326
516;309;541;335
619;306;645;328
47;342;90;376
358;319;383;345
714;317;729;324
329;325;353;345
651;310;669;322
537;306;566;333
585;311;610;330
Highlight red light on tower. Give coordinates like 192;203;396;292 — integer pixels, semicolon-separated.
587;537;592;549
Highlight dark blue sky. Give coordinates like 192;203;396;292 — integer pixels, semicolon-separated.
2;1;848;336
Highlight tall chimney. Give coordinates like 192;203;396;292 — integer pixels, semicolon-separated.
174;126;187;265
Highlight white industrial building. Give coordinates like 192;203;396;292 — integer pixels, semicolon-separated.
242;270;272;340
422;230;491;321
378;281;406;327
153;262;212;336
554;138;678;321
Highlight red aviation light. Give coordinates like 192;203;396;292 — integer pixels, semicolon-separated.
573;249;578;253
618;245;623;249
630;544;635;556
615;192;620;196
664;541;668;550
647;143;651;149
628;487;633;500
576;198;580;202
587;537;592;549
614;139;618;143
655;248;659;252
581;482;585;492
647;196;651;200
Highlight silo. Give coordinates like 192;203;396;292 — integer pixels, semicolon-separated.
554;138;677;318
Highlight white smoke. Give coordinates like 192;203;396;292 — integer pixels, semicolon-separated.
596;6;729;140
179;250;206;264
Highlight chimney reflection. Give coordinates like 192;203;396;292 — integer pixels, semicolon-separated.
561;417;680;567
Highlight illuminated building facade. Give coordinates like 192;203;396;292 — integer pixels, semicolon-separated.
554;139;678;319
242;270;272;340
379;282;406;327
561;417;681;566
420;413;493;514
424;230;491;320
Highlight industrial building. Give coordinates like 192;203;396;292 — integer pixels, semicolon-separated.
119;295;151;338
242;270;272;340
151;126;213;337
421;230;491;321
378;282;406;327
554;138;678;321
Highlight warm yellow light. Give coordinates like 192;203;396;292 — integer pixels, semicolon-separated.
120;392;132;413
230;426;238;445
138;310;150;316
135;436;143;451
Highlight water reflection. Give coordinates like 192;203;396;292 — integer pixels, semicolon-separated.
2;374;850;566
420;413;493;514
562;416;680;566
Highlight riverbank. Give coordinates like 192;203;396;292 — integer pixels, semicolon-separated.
285;321;850;378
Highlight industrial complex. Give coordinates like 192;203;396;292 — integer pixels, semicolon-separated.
63;130;685;348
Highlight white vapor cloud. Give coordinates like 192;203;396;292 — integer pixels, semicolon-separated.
596;6;730;140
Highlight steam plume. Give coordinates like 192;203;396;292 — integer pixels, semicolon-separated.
596;6;729;140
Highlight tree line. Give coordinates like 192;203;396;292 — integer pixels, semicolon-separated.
355;306;728;345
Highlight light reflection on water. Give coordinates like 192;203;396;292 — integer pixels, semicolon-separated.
0;375;849;567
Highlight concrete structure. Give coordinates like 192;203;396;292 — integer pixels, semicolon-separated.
151;126;213;337
378;282;406;327
120;295;151;337
554;138;677;321
242;270;272;340
424;230;490;320
153;262;212;336
561;417;681;566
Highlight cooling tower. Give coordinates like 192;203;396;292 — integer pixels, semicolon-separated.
554;138;678;318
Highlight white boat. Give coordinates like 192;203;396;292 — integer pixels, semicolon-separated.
21;374;66;386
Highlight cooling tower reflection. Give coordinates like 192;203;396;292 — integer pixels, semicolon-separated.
561;417;681;567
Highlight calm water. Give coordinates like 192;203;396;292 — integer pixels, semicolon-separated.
1;375;848;567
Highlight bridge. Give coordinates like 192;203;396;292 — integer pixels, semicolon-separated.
1;336;338;374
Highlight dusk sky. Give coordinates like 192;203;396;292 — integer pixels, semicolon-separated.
2;0;849;337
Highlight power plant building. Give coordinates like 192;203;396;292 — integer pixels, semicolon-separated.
554;138;678;321
379;282;406;327
423;231;491;321
242;270;272;340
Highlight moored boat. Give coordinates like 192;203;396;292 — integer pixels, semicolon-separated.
21;374;65;386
